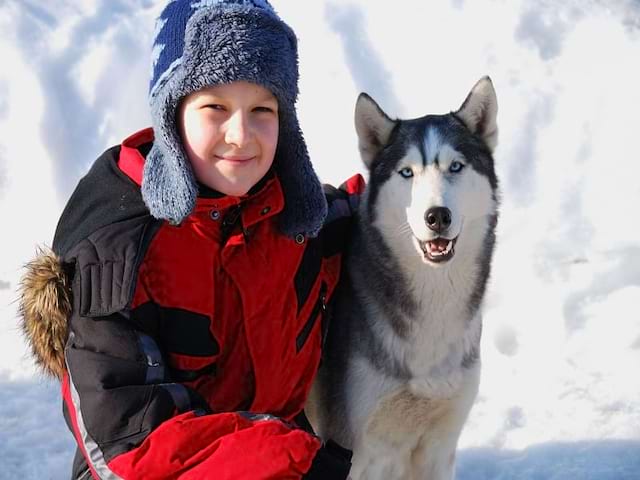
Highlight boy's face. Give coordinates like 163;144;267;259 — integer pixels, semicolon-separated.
178;81;279;196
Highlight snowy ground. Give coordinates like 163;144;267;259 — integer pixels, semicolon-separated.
1;1;640;478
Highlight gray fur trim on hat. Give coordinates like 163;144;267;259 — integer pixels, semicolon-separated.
143;0;327;237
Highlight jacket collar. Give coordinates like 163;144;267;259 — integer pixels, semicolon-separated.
119;127;153;187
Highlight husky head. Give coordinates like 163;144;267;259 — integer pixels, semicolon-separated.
355;77;499;266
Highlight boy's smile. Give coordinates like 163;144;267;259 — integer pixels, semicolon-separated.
178;81;279;196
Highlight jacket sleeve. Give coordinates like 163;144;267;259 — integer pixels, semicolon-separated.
62;310;351;480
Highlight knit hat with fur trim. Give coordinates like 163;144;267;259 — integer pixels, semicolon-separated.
144;0;327;237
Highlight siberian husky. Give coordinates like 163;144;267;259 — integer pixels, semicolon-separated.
310;77;500;480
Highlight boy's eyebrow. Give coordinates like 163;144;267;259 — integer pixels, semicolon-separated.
194;91;277;103
254;92;278;103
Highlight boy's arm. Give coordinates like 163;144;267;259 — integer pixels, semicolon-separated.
63;311;351;480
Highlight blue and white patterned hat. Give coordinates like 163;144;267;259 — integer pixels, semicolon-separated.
143;0;327;237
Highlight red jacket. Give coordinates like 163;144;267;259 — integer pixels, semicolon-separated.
34;129;364;479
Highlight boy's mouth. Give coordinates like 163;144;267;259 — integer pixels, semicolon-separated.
215;155;256;163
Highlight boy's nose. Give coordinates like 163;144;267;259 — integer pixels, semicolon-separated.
224;110;250;147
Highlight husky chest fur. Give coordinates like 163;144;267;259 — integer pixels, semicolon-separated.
311;77;499;480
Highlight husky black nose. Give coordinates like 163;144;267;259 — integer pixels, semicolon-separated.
425;207;452;233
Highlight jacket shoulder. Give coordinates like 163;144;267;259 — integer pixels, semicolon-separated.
18;215;162;378
66;215;162;318
54;143;162;316
19;144;161;378
52;145;150;258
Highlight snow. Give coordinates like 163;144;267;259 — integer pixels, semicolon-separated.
0;375;75;480
1;0;639;478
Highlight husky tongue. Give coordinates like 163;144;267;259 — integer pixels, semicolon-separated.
429;238;450;252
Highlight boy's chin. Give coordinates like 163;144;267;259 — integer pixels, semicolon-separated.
197;167;273;197
198;177;251;197
222;186;250;197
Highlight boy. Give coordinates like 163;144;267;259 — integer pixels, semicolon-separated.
19;1;357;478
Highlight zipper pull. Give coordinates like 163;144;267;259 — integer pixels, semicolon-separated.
320;283;327;312
320;282;329;351
220;203;244;244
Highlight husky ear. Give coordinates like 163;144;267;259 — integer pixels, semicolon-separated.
355;93;396;169
455;76;498;152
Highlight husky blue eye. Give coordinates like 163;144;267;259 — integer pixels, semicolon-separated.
399;167;414;178
449;161;465;173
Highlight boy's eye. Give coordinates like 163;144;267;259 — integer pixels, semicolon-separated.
204;104;225;111
253;106;275;113
398;167;414;178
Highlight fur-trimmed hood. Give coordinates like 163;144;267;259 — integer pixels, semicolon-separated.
18;247;71;379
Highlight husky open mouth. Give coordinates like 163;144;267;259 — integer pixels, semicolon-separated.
418;236;458;263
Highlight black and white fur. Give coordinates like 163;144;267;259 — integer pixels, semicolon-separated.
309;77;500;480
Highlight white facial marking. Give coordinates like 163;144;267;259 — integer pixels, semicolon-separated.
424;128;442;165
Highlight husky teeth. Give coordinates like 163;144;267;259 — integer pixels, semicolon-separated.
425;239;453;257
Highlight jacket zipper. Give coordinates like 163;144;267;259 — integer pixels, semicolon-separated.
220;203;244;244
296;282;327;353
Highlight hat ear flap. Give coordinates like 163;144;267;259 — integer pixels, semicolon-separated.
142;143;198;224
143;84;198;224
275;107;327;238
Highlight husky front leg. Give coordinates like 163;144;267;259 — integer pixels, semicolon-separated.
350;435;414;480
409;370;480;480
409;432;458;480
349;387;435;480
